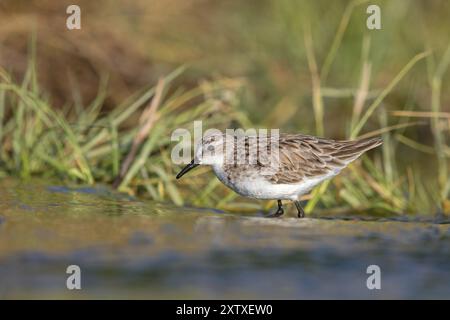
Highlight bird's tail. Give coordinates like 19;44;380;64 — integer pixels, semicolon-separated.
331;136;383;163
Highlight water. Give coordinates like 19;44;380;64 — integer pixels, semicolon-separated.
0;178;449;299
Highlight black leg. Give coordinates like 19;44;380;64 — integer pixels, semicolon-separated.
294;200;305;218
267;200;284;218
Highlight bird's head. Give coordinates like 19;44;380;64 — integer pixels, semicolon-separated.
176;132;226;179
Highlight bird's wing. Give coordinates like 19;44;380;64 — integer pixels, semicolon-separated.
265;134;382;184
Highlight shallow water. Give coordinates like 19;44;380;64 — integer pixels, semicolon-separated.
0;178;449;299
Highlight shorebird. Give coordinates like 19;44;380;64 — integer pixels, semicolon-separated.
176;133;382;218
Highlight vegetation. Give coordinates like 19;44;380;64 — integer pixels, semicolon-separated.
0;1;449;216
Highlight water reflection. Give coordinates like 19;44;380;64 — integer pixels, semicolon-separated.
0;178;449;299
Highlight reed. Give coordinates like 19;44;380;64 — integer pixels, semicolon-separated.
0;1;448;216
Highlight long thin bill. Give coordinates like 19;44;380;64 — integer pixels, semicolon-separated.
176;160;199;179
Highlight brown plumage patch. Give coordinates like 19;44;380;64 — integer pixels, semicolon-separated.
217;133;382;185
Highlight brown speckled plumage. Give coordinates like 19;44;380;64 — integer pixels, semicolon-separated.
177;132;382;218
218;133;382;185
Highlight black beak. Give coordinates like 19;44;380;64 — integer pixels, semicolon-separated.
176;160;199;179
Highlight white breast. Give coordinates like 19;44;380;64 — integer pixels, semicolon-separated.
212;165;337;200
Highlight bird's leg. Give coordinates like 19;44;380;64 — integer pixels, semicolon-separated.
267;200;284;218
294;200;305;218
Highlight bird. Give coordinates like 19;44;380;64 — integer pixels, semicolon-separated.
176;132;382;218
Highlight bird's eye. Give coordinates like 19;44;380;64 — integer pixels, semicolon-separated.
207;145;215;156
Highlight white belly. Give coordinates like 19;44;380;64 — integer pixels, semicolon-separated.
212;165;335;200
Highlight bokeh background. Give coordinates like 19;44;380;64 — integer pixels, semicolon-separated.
1;0;450;301
0;0;449;215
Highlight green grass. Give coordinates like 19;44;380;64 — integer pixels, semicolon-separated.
0;50;251;206
0;49;448;216
0;2;449;216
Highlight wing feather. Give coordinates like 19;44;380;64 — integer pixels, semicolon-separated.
266;134;382;184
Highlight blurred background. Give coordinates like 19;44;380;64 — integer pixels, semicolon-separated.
1;0;450;300
0;0;449;214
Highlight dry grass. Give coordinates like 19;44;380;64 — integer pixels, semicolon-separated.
0;0;449;215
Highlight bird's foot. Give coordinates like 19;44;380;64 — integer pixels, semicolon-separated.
267;208;284;218
267;200;284;218
294;200;306;218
